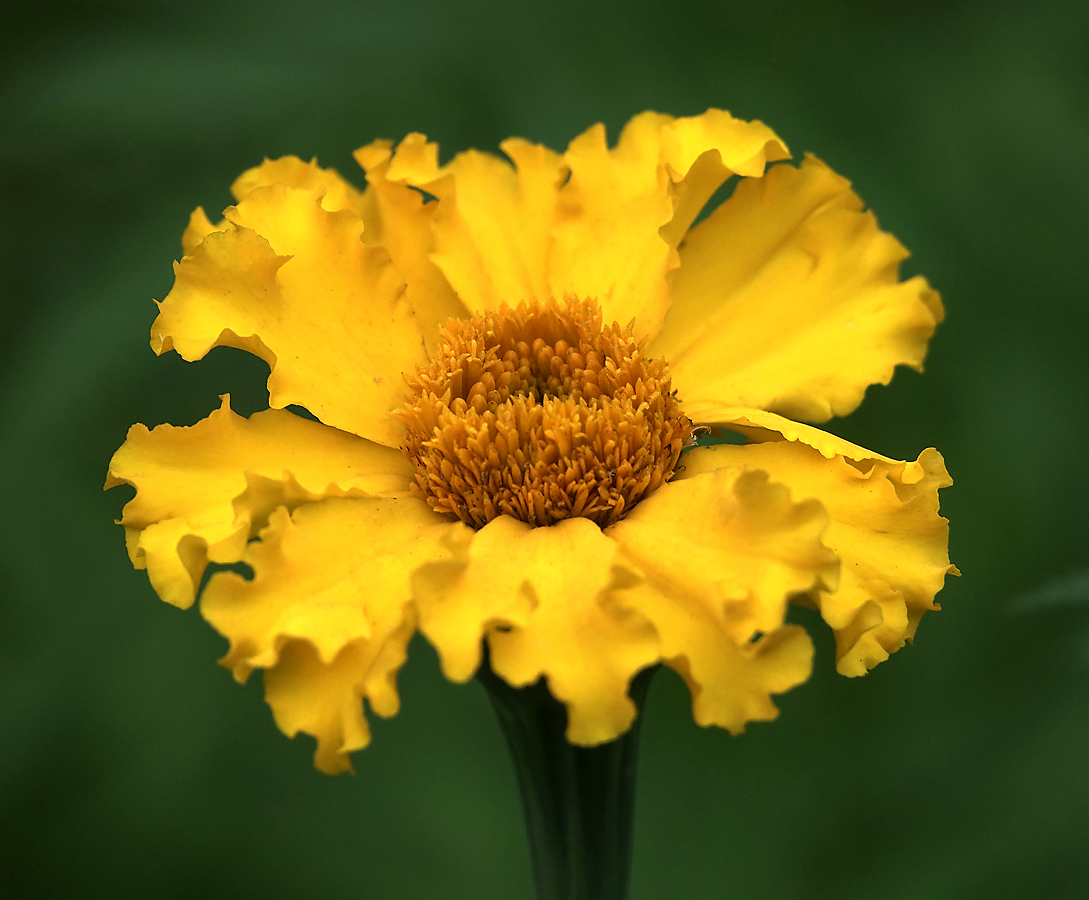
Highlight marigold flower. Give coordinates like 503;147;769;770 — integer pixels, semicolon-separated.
107;109;956;775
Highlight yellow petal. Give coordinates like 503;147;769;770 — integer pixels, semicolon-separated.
229;155;369;213
232;149;468;353
642;108;790;249
607;468;833;731
609;468;837;643
364;133;568;317
694;405;902;463
181;207;223;256
105;397;413;609
551;109;788;341
264;637;397;775
151;183;426;446
181;156;370;259
410;516;536;684
547;119;672;337
681;440;956;676
201;497;465;774
417;515;659;745
622;583;814;734
373;110;784;340
654;155;944;423
656;108;789;179
353;141;471;345
201;496;457;675
384;132;443;183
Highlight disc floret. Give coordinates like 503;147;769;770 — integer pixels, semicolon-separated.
397;298;692;529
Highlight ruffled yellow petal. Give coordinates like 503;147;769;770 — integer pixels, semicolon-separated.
227;149;468;353
151;182;426;447
229;155;369;213
383;131;443;183
607;468;834;731
548;120;672;336
360;133;567;318
695;405;902;463
352;141;471;346
105;397;413;609
681;440;956;676
372;110;785;340
416;515;658;745
653;155;944;423
608;468;838;644
181;206;223;256
264;638;395;775
410;516;536;683
696;404;957;501
200;497;465;774
181;156;369;258
551;110;787;341
622;108;790;250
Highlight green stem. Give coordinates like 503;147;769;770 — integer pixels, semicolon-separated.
477;656;657;900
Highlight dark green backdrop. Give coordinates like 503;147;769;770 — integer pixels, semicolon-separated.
3;1;1088;897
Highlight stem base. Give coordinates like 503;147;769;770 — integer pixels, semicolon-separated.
477;659;657;900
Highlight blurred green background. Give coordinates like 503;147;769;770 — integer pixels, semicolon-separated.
3;0;1088;897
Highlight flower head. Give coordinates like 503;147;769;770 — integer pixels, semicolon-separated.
107;109;956;774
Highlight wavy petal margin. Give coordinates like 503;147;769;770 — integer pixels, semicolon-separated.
654;155;943;424
105;397;413;609
414;516;659;745
353;141;471;347
550;110;788;341
411;516;537;684
201;497;466;774
230;156;370;213
358;135;567;322
680;439;957;676
607;468;837;731
152;182;427;447
181;155;372;268
368;109;786;342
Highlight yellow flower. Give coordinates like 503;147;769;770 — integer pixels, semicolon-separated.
106;109;956;775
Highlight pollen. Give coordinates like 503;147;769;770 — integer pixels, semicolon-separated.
396;298;692;529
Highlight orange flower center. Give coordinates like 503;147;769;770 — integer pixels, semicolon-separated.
397;298;692;529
